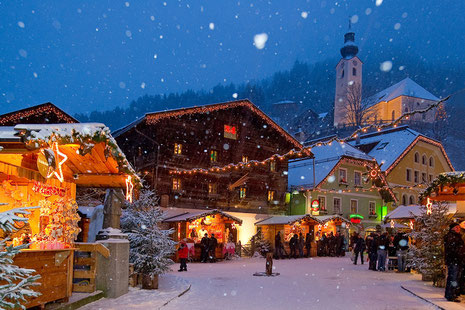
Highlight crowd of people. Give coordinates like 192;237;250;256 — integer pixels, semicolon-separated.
316;232;346;257
349;231;409;273
177;232;219;272
274;231;314;259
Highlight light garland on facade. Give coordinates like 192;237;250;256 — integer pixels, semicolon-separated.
125;175;134;203
0;103;76;125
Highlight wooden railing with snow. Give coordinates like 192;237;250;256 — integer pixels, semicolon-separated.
73;243;110;293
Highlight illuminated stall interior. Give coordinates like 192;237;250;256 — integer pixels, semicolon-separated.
163;209;242;260
0;123;137;308
315;215;351;240
255;214;321;256
421;172;465;216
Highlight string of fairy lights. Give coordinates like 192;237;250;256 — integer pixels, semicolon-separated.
171;95;452;176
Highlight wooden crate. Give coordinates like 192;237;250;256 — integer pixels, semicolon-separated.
13;249;74;309
73;243;110;293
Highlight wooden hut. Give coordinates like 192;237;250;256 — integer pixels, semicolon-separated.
255;214;321;257
163;209;242;260
0;123;137;308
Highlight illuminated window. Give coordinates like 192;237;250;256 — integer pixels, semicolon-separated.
339;168;347;183
267;190;275;202
333;198;341;214
174;143;182;155
242;155;249;163
350;199;358;214
406;169;412;182
210;150;218;162
369;202;376;215
270;161;276;172
239;187;246;199
208;183;217;195
172;178;181;191
319;196;326;211
354;171;362;186
224;125;237;140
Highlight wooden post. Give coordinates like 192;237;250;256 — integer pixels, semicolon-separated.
266;252;273;276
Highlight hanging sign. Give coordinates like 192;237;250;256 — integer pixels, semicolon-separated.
311;199;320;212
349;214;364;224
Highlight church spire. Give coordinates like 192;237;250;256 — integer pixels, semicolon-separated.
340;17;358;59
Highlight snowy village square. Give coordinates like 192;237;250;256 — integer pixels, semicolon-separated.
1;1;465;310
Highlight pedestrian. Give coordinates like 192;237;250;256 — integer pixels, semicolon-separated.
209;233;218;263
275;231;284;259
340;234;346;257
353;235;366;265
178;239;188;272
394;232;409;272
200;233;209;263
335;232;343;257
377;232;389;271
328;232;336;257
366;233;378;271
289;234;297;259
305;232;312;257
322;233;329;256
298;233;304;258
444;223;465;302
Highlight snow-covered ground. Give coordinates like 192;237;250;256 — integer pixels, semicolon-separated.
83;256;435;310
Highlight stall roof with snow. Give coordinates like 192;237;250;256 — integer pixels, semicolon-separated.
288;141;374;190
420;171;465;202
0;123;138;188
255;214;321;226
385;203;457;220
347;126;453;174
163;209;243;224
315;214;351;224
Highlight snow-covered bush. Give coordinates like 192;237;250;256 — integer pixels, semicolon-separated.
0;208;41;309
408;202;451;286
249;230;271;258
121;190;176;277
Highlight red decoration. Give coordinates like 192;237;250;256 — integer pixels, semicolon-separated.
32;181;66;197
311;199;320;212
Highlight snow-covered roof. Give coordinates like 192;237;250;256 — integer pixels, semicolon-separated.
364;77;439;108
288;142;373;190
385;203;456;219
315;215;351;224
14;123;106;141
348;126;420;172
255;214;321;226
0;127;20;141
380;222;408;229
163;209;243;224
318;112;328;119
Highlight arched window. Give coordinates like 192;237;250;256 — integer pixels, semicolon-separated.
402;195;408;206
422;155;427;165
392;110;395;121
404;107;409;113
429;156;434;167
414;152;420;163
352;68;357;76
409;195;415;205
341;69;344;79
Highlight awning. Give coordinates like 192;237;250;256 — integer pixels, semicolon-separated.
255;214;321;226
163;209;243;225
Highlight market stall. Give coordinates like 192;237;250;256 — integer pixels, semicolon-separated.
0;123;137;308
255;214;321;257
315;215;351;240
163;209;242;261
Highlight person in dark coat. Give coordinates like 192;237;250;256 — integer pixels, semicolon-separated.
394;232;409;272
298;233;304;258
444;223;465;302
275;231;284;259
366;233;378;271
328;232;336;257
209;233;218;263
335;232;343;257
353;235;366;265
377;232;390;271
200;233;209;263
339;234;346;257
305;233;312;257
289;234;297;259
178;240;188;271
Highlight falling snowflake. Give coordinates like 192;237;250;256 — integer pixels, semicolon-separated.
209;22;215;30
301;11;308;19
375;0;383;6
232;93;238;98
394;23;401;30
253;33;268;50
380;61;393;72
17;21;25;28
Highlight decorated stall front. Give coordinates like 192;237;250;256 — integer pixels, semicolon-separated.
420;172;465;209
315;215;351;239
255;214;321;257
163;209;242;260
0;123;137;308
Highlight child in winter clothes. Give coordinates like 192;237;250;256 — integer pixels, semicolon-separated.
178;240;188;272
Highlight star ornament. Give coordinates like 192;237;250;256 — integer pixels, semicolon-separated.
125;175;134;203
47;142;68;183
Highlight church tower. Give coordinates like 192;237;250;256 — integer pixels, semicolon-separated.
333;26;362;127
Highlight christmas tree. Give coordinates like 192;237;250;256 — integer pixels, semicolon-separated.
121;190;176;279
0;208;41;309
408;201;452;286
249;230;272;258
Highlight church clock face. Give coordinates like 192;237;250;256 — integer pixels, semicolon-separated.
353;60;358;66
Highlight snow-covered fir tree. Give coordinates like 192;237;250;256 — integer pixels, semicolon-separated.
121;190;176;277
408;201;452;286
249;230;272;258
0;208;40;309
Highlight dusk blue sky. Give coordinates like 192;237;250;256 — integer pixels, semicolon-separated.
1;0;464;115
